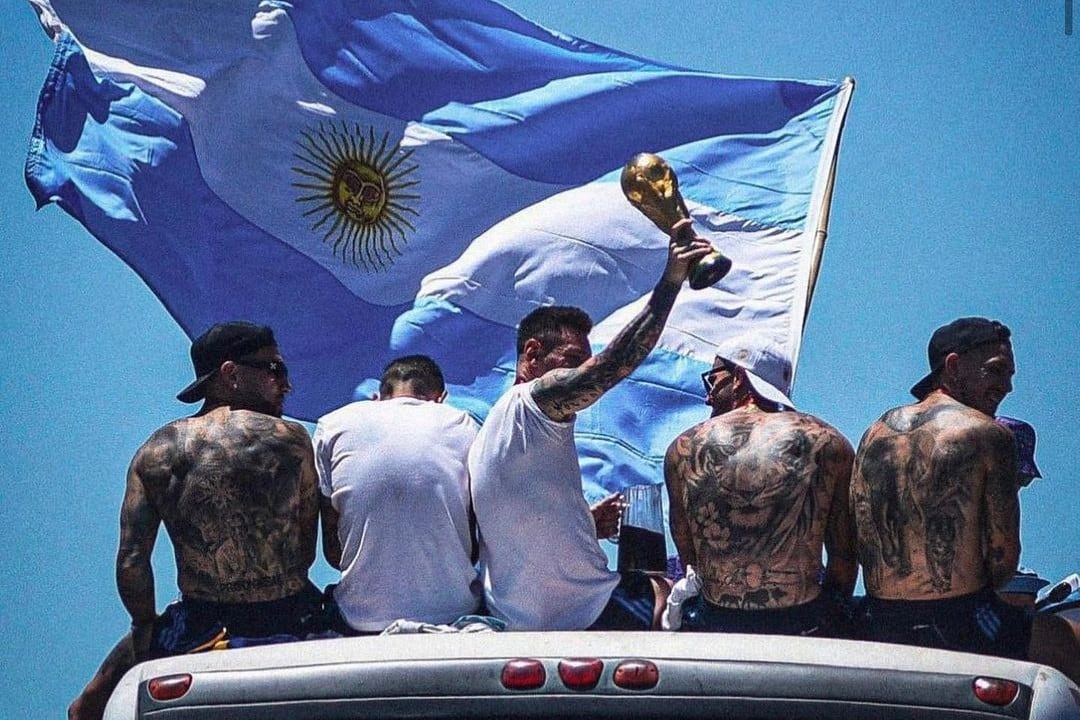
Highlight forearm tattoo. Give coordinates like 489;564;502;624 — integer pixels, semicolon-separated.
533;279;679;420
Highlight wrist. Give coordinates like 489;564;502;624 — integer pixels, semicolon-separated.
650;278;680;309
130;615;155;630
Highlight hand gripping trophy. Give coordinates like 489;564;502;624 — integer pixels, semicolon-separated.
621;152;732;289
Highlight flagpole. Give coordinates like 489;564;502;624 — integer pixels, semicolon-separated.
784;76;855;391
803;76;855;329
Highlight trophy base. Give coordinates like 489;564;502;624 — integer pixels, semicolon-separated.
688;253;732;290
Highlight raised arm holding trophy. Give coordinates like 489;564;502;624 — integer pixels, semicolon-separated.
621;152;732;289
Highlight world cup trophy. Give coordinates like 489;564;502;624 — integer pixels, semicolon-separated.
620;153;731;290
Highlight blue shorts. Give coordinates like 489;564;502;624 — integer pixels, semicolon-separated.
589;571;658;630
680;590;852;638
150;582;327;655
859;588;1032;660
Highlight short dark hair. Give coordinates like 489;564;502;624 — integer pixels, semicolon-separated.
516;306;593;356
380;355;445;398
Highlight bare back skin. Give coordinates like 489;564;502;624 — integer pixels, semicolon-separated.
666;408;856;609
118;407;318;621
851;393;1020;600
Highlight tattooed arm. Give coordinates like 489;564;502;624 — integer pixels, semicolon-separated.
982;423;1021;589
822;431;858;597
664;431;697;568
286;420;320;574
116;435;167;658
532;221;712;421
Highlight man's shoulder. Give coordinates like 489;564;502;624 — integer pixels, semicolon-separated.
180;408;311;451
317;400;376;427
229;408;306;434
134;419;188;469
861;400;1006;456
487;380;537;418
321;398;476;429
775;408;840;432
872;398;974;432
781;410;853;451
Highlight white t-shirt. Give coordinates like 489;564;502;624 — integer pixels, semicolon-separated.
314;397;481;632
468;380;619;630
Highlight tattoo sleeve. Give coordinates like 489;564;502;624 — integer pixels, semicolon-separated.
982;424;1021;589
533;279;680;421
285;420;320;573
664;435;697;568
822;434;858;596
116;439;165;627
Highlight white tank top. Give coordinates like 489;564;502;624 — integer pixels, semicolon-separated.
469;381;618;629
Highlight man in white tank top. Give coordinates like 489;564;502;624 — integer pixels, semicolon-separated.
315;355;482;632
469;220;713;630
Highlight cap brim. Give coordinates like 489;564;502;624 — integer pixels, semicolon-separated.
910;372;934;400
744;369;794;409
176;373;213;403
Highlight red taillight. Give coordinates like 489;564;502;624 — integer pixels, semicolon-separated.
972;677;1020;706
501;658;546;690
612;659;658;690
558;658;603;690
147;674;192;701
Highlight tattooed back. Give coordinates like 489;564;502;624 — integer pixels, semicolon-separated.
851;395;1020;600
130;407;318;603
666;409;854;610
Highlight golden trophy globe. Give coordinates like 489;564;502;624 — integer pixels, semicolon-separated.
621;152;732;290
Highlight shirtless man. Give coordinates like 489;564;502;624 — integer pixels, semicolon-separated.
69;322;321;719
852;317;1079;682
469;219;712;631
664;338;857;635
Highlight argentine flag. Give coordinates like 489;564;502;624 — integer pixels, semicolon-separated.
25;0;853;500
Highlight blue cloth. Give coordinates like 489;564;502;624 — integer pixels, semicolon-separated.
589;571;658;631
150;583;327;655
26;0;852;498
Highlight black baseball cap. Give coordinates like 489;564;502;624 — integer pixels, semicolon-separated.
910;317;1011;400
177;321;277;403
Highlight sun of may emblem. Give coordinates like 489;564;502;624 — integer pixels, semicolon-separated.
292;122;419;272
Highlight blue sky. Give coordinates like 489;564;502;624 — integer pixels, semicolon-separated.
1;1;1077;716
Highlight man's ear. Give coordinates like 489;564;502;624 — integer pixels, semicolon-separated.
436;389;448;404
942;352;962;381
523;338;544;365
219;360;238;387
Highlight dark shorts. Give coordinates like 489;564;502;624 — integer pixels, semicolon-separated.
680;590;852;638
859;588;1033;660
150;582;327;655
589;571;657;631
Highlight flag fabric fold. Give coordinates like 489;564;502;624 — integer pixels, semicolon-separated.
26;0;853;501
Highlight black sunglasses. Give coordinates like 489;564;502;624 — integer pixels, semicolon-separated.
700;361;736;393
233;358;289;380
